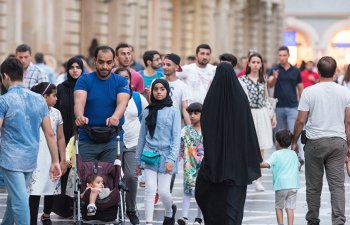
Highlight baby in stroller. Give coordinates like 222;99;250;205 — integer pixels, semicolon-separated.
81;174;112;216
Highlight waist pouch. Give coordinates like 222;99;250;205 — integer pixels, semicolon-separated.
84;126;116;143
141;150;160;165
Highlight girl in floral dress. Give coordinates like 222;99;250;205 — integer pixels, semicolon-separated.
177;103;204;225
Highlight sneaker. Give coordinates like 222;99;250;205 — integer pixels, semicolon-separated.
126;211;140;225
193;217;203;225
154;192;159;205
40;214;52;225
255;182;265;192
177;217;188;225
87;204;97;216
163;204;177;225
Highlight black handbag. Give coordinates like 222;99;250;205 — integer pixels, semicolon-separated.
301;130;307;144
84;125;117;143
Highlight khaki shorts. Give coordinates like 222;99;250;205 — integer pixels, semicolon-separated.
275;189;297;209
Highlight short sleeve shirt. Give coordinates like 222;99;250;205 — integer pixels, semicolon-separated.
24;63;49;89
266;149;300;191
298;82;350;140
268;64;302;107
0;85;49;172
74;72;130;141
168;79;191;111
239;75;265;108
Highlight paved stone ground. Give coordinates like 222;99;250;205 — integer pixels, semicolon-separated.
1;147;350;224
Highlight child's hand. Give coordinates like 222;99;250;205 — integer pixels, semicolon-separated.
165;162;174;173
135;165;142;176
66;160;72;168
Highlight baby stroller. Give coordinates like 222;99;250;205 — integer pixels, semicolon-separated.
73;129;127;224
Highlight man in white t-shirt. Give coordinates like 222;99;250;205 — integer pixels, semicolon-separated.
292;56;350;225
177;44;216;104
163;53;191;125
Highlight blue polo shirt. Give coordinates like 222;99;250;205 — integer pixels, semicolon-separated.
75;72;130;142
269;64;302;107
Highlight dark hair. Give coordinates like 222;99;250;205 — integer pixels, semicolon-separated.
15;44;32;54
115;43;130;55
0;57;24;81
196;44;211;54
343;64;350;84
317;56;337;78
186;102;203;113
30;82;56;96
143;50;160;66
115;67;133;98
35;52;44;64
278;46;289;54
94;45;115;59
245;53;265;83
275;129;293;148
88;38;99;58
187;55;195;61
219;53;237;67
86;174;100;184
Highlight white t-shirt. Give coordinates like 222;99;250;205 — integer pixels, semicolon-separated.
122;93;148;148
337;75;350;90
168;79;191;111
177;63;216;104
298;82;350;140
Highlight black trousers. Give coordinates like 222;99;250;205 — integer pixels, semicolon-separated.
195;172;247;225
29;195;55;225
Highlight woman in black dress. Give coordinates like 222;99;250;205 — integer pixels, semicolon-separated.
52;56;84;217
195;62;262;225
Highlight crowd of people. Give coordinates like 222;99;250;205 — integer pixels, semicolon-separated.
0;41;350;225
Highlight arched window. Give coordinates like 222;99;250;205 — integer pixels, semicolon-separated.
329;28;350;69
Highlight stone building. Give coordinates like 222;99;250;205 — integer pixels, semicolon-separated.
0;0;284;69
285;0;350;67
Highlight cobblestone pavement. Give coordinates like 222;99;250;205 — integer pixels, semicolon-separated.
1;147;350;224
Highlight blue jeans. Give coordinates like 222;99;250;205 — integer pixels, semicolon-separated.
275;107;304;159
0;167;32;225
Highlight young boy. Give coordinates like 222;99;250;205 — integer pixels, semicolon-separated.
81;174;111;216
177;103;204;225
261;129;300;225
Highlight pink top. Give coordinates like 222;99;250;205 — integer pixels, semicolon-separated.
130;69;144;93
112;68;144;93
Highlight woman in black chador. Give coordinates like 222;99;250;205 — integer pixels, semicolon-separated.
195;62;262;225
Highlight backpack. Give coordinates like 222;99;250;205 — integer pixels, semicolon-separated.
132;92;142;122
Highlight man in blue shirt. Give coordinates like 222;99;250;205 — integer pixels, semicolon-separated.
268;46;304;160
0;57;61;225
74;45;130;163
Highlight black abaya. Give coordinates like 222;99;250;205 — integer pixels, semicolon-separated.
195;63;262;225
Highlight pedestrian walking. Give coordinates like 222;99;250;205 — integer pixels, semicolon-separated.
135;79;181;225
195;62;262;225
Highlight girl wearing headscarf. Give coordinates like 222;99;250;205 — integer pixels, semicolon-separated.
195;63;262;225
135;79;181;225
52;56;84;217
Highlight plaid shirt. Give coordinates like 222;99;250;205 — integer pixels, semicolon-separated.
23;63;48;89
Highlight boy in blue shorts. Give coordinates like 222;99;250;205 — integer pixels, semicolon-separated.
261;129;300;225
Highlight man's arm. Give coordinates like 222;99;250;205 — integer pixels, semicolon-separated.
345;108;350;157
107;93;130;126
260;162;270;168
181;100;191;125
292;111;309;152
41;116;62;180
74;90;88;126
0;118;3;129
296;83;304;100
267;69;279;88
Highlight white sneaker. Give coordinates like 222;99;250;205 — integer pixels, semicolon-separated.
255;182;265;192
177;217;188;225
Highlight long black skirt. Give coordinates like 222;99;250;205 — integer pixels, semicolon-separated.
195;172;247;225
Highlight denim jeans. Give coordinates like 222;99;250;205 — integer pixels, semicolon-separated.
275;107;304;159
0;167;32;225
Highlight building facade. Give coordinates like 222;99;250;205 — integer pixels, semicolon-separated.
285;0;350;68
0;0;284;69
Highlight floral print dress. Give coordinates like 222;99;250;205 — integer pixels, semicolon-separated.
180;125;204;194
